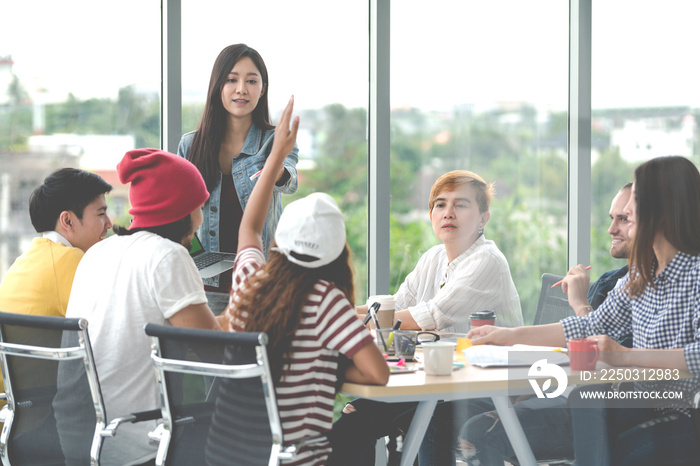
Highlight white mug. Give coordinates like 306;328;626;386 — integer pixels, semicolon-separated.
422;341;456;375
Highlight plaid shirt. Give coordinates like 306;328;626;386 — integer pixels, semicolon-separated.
562;251;700;413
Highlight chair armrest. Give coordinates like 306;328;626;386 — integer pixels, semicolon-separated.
101;408;162;437
278;435;328;461
0;392;6;401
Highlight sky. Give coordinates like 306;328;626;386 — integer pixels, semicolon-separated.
2;0;700;114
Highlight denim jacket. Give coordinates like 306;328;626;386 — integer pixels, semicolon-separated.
177;124;299;286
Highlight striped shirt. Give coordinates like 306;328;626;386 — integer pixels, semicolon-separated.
226;247;373;465
395;235;523;332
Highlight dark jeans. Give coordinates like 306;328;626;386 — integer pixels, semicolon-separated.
569;384;700;466
328;398;493;466
458;396;573;465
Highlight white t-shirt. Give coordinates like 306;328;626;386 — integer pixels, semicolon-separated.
63;231;207;465
395;235;523;332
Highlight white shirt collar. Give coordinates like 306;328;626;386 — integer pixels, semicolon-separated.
42;231;73;248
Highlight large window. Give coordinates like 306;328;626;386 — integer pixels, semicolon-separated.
589;0;700;283
2;0;699;317
390;0;569;324
0;0;160;278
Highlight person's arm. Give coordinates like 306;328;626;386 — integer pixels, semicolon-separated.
468;322;567;348
343;343;390;385
394;309;420;330
169;302;222;331
215;313;230;331
591;334;689;370
274;142;298;191
238;96;298;252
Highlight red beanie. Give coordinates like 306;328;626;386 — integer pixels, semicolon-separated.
117;148;209;229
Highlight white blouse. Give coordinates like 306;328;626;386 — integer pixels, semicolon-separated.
394;235;523;333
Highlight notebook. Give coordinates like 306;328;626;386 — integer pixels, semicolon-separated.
189;233;236;278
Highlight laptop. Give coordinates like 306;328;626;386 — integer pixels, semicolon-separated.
189;232;236;278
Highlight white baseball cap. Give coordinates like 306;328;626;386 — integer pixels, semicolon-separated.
272;192;347;269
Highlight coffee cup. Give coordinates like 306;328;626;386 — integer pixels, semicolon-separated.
393;331;439;360
568;338;599;371
366;295;396;329
469;310;496;329
422;341;457;375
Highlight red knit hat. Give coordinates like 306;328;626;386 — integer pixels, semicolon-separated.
117;148;209;229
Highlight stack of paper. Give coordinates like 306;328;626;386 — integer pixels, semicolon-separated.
464;344;569;367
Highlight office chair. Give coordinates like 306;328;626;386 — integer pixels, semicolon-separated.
532;273;576;326
0;311;107;465
144;323;327;466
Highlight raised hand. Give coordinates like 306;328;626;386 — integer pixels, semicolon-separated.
270;95;300;166
237;95;299;253
561;264;592;313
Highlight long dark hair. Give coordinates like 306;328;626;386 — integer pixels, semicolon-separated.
627;156;700;296
231;244;355;383
187;44;274;191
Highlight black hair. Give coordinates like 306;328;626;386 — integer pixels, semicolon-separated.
113;214;194;248
29;168;113;233
188;44;274;191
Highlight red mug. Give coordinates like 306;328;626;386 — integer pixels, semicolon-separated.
568;338;599;371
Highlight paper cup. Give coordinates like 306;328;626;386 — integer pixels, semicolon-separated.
367;295;395;329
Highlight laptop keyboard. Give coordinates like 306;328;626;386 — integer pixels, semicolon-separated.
194;252;235;268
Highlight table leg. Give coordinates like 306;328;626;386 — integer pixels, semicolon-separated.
399;399;438;466
492;395;536;466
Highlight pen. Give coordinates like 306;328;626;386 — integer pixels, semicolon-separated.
551;266;592;288
386;320;402;347
369;302;387;352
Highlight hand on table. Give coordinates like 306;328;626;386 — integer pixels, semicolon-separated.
585;334;630;366
467;325;516;346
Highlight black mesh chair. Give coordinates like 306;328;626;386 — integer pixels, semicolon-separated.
0;311;107;466
144;323;326;466
532;273;576;326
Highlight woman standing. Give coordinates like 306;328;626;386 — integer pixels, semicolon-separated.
178;44;299;314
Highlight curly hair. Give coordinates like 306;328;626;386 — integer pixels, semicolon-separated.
231;244;354;383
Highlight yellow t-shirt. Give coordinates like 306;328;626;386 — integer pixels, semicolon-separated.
0;237;83;411
0;237;83;317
